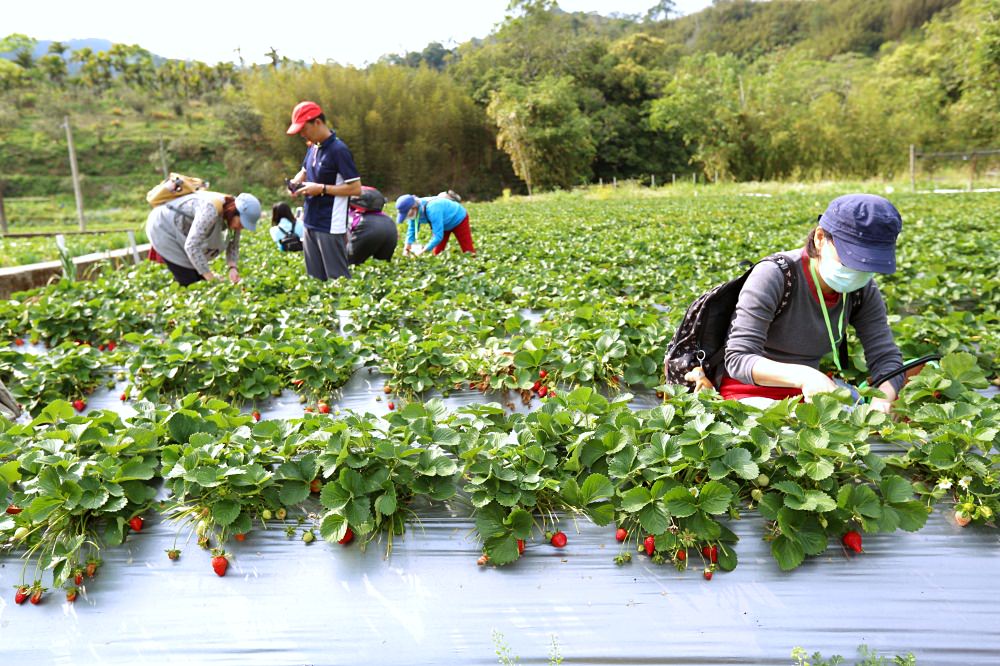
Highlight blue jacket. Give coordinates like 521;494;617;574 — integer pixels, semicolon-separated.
406;197;467;252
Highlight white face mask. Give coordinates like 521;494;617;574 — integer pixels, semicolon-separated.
818;242;874;293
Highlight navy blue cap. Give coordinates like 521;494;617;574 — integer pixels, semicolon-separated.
818;194;902;274
395;194;417;224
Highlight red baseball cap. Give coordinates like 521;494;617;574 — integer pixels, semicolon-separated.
286;101;323;135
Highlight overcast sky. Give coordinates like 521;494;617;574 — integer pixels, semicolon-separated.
4;0;712;66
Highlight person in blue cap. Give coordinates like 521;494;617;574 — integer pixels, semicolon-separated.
146;190;261;287
721;193;905;412
395;193;475;257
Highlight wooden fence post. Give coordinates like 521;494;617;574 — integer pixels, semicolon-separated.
0;184;7;234
909;144;916;192
63;116;86;231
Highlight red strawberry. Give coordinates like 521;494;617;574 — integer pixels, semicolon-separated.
85;560;98;577
531;380;541;393
72;399;86;412
129;516;144;532
166;549;181;561
120;392;127;401
5;505;21;515
291;379;305;387
66;588;78;602
703;568;713;581
676;549;686;561
98;344;106;352
107;341;117;352
310;478;322;493
548;390;557;398
842;530;863;553
73;571;83;586
550;531;567;548
517;538;525;555
387;402;395;411
702;545;718;563
538;386;548;398
615;528;627;542
13;338;23;346
14;586;29;604
29;586;43;605
539;369;548;379
318;403;331;414
211;552;229;577
644;535;656;556
252;410;261;422
234;533;246;542
338;527;354;545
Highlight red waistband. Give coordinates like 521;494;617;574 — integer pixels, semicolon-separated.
719;375;802;401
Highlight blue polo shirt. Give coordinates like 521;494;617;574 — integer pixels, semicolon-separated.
406;197;468;252
301;132;360;234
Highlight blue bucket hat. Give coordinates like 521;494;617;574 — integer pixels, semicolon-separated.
234;193;261;232
818;194;902;274
395;194;417;224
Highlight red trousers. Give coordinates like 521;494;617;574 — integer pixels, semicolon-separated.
432;216;475;255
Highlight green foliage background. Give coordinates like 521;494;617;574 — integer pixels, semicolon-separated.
1;0;998;200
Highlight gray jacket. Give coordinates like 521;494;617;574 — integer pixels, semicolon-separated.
724;249;905;394
145;194;240;275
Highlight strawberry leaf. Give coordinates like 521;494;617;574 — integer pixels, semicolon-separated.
638;501;670;534
621;486;653;512
319;512;348;543
212;499;240;527
880;475;916;505
697;481;733;515
374;488;397;517
279;480;310;506
771;535;805;571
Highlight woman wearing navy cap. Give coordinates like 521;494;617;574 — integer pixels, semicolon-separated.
722;194;905;412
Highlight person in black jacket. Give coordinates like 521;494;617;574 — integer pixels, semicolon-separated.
346;187;397;265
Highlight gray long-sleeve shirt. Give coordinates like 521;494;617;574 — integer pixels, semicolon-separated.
724;249;905;394
145;194;240;275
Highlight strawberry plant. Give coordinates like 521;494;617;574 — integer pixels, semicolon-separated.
154;394;297;546
0;401;159;590
283;326;362;400
0;343;109;415
313;403;458;553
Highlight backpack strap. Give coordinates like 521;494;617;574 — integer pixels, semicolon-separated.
764;254;795;320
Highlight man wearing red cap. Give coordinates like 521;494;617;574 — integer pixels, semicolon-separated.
286;101;362;280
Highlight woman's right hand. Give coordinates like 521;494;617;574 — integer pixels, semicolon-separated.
798;368;838;402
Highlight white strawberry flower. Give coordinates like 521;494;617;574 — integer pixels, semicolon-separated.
958;476;973;489
936;478;953;490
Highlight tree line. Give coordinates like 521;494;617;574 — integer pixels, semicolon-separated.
2;0;997;197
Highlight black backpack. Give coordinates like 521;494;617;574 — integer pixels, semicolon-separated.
279;223;303;252
664;255;860;390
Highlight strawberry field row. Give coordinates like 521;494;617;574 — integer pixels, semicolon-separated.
2;352;996;604
0;193;997;410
